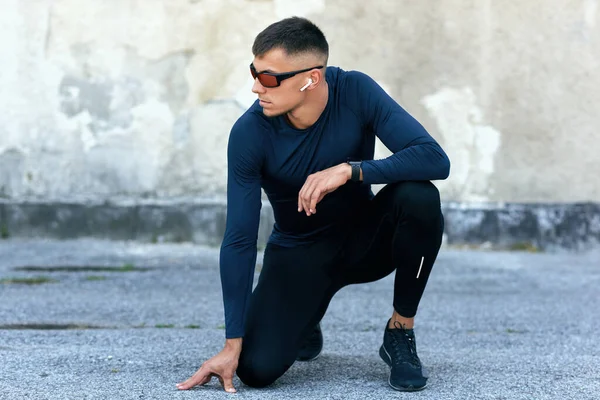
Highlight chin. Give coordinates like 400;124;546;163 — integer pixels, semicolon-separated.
261;108;286;118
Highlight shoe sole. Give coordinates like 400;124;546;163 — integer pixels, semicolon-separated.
296;348;322;362
379;344;427;392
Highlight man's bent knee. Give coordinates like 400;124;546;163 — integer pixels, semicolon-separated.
390;181;441;222
237;352;288;388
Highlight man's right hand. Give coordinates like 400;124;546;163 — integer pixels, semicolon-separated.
176;338;242;393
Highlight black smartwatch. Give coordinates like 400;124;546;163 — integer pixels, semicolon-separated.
348;161;362;182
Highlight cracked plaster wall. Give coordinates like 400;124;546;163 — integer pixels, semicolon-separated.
0;0;598;203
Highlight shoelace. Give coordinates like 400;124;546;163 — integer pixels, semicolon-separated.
390;321;420;368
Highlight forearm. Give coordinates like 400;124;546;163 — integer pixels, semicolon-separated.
220;241;258;339
360;142;450;184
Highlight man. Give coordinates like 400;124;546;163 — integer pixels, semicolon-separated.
177;16;450;393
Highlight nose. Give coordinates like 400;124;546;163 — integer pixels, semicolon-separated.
252;78;266;94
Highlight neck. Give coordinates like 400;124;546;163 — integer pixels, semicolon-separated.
285;82;329;130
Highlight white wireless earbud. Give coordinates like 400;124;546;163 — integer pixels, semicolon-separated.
300;79;313;92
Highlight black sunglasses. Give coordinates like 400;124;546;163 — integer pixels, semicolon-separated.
250;63;324;88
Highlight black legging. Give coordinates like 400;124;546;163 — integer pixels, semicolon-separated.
236;181;445;387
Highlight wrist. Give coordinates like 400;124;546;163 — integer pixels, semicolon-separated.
224;338;243;353
346;161;363;182
343;163;352;181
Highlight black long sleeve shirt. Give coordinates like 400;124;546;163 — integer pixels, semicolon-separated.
219;66;450;338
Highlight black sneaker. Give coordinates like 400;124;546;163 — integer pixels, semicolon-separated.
379;319;428;391
296;323;323;362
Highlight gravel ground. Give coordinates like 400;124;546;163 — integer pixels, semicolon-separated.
0;239;598;400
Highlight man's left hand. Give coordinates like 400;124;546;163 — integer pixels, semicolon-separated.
298;163;351;216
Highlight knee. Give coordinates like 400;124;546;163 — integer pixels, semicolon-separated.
390;181;441;222
237;352;286;388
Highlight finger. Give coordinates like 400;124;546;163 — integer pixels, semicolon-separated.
309;188;321;214
304;193;312;215
298;178;310;213
176;368;211;390
223;374;237;393
302;182;317;216
298;189;304;213
298;177;312;213
304;179;320;214
300;190;309;215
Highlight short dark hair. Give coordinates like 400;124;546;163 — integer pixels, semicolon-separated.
252;17;329;64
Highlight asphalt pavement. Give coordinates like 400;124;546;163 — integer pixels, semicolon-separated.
0;239;598;400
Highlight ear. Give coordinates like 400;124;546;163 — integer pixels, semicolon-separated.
306;68;324;89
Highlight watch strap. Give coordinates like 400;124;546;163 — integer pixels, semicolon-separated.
348;161;361;182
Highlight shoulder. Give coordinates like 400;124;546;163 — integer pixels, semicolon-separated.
328;67;385;107
328;67;389;120
229;102;271;145
326;67;378;92
231;101;271;134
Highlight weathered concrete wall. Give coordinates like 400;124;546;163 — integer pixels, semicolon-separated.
2;199;598;252
1;0;598;204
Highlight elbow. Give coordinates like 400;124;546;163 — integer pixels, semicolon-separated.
439;156;450;180
221;229;257;251
427;142;450;180
222;237;256;251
